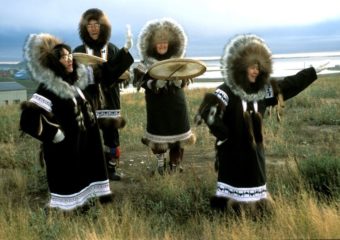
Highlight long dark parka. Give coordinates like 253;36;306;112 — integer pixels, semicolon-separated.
196;34;318;214
74;8;134;180
20;33;112;211
133;18;196;173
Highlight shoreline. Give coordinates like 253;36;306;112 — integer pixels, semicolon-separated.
2;50;340;64
1;50;340;80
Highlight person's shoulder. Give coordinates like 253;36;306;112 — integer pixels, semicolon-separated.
217;83;228;91
107;42;119;50
73;45;86;53
107;42;118;47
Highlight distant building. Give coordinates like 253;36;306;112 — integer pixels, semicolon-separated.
0;82;27;106
14;69;30;80
0;70;11;77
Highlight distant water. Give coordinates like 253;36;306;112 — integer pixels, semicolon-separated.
2;51;340;86
119;51;340;93
193;51;340;80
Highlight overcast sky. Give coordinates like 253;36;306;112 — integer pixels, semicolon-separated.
1;0;340;60
2;0;340;32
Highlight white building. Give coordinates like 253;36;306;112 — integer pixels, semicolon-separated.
0;82;27;106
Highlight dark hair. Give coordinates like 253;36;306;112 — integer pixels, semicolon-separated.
53;43;71;59
48;44;78;84
79;8;111;50
146;39;181;61
236;63;266;94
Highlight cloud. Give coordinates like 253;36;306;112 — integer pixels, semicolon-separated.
1;0;340;61
2;0;340;34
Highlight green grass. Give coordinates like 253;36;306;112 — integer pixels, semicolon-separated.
0;75;339;239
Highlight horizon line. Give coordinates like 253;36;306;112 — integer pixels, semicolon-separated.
2;50;340;65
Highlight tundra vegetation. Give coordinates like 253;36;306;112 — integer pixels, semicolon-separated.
0;74;339;240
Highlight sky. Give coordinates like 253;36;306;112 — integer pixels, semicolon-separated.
1;0;340;61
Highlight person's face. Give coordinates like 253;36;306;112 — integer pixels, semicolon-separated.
247;63;259;83
156;41;169;55
59;48;73;73
86;20;100;40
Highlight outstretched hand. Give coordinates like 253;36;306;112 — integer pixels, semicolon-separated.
313;61;330;74
124;24;133;51
156;80;167;89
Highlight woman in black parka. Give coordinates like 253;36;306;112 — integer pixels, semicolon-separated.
74;8;134;181
195;34;326;215
133;18;196;174
20;33;112;211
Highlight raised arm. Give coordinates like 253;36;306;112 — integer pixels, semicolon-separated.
278;67;317;101
101;45;134;83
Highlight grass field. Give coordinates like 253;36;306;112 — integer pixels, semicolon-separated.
0;74;339;239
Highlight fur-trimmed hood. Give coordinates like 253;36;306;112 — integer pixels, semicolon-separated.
221;34;273;101
137;18;187;66
23;33;89;99
79;8;111;50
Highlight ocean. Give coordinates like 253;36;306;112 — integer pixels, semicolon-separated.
1;51;340;91
192;51;340;80
120;51;340;93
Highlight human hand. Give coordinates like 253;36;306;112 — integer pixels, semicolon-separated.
52;129;65;143
156;80;167;89
124;24;133;50
313;61;330;73
147;80;167;92
136;63;147;74
173;79;182;88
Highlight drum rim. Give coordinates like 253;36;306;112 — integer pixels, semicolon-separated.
73;53;107;65
148;58;206;80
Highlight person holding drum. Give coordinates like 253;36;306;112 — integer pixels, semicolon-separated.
133;18;197;174
74;8;134;181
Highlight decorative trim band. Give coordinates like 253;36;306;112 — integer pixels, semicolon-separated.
96;109;121;119
216;181;267;202
30;93;52;112
264;84;274;98
49;180;111;210
144;130;193;143
214;88;229;106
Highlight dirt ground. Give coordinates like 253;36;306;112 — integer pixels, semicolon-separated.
108;146;217;196
112;123;340;192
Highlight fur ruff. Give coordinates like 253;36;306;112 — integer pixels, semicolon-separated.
269;80;285;121
243;109;264;148
243;111;256;148
195;93;226;125
221;34;273;102
79;8;111;50
137;18;187;66
252;112;263;143
141;134;196;153
210;195;274;218
97;117;126;129
23;33;89;99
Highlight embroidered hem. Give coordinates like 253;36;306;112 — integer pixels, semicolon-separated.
49;180;111;211
144;130;194;143
216;181;267;202
96;109;121;119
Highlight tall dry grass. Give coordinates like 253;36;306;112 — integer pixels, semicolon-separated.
0;75;339;239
